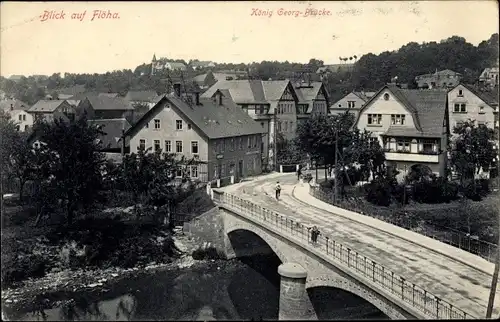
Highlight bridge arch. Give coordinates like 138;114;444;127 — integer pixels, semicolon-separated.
225;223;289;264
307;275;405;320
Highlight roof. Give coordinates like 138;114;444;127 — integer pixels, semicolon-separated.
166;62;186;69
9;75;23;80
85;96;135;111
353;91;376;102
28;100;67;113
88;118;131;150
317;64;354;74
415;69;462;79
295;82;325;113
457;84;499;107
126;94;265;140
201;79;300;114
0;99;30;112
356;85;448;137
191;61;214;67
124;90;158;102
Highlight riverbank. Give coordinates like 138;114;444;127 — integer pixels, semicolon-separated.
1;230;217;316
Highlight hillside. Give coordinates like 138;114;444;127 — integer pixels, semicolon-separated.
1;33;497;106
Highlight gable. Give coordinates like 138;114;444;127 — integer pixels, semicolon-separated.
279;82;298;101
362;89;412;115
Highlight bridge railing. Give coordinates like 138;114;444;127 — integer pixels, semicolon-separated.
310;185;499;263
212;189;472;320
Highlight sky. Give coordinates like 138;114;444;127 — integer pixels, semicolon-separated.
1;1;498;77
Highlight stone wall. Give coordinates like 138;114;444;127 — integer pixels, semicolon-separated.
183;207;226;253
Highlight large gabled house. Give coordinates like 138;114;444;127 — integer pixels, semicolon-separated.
0;99;32;131
123;84;265;182
124;90;160;109
70;95;136;121
28;100;77;123
354;85;449;180
330;91;376;117
201;79;328;168
294;81;330;120
447;83;499;131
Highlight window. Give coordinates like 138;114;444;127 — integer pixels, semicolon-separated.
458;89;463;96
24;125;28;131
284;121;288;132
22;114;26;121
191;141;198;154
383;93;390;101
188;124;192;130
165;140;171;152
422;139;434;153
479;106;485;114
348;101;356;108
253;135;258;148
220;139;225;152
214;165;219;178
15;125;20;131
247;136;251;148
18;115;22;121
153;139;161;152
368;137;378;147
139;139;146;151
367;114;382;125
230;138;235;151
191;165;198;178
154;119;160;129
176;140;183;153
391;114;406;125
176;120;183;130
261;122;265;128
176;167;183;177
258;105;266;114
145;122;149;129
221;164;226;177
396;139;410;152
239;137;243;150
453;103;467;113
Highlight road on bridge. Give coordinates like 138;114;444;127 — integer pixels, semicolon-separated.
220;173;500;319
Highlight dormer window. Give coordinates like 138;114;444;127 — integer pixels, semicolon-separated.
479;106;485;114
383;93;390;101
458;89;463;97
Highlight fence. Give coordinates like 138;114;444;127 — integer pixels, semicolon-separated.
309;185;499;263
212;189;471;320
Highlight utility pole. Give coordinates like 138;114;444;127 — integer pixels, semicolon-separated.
486;127;500;319
333;128;339;204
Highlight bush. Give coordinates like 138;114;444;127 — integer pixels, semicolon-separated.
319;179;335;190
364;177;392;206
2;253;48;287
462;179;489;201
413;177;460;204
303;173;313;183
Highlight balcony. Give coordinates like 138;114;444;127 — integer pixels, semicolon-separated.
384;148;441;163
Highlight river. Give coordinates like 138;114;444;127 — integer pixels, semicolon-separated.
3;254;388;321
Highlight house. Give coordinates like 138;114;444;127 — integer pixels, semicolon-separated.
88;118;131;162
28;100;77;123
124;90;159;109
330;91;376;117
415;69;462;89
201;79;326;168
193;71;249;91
294;81;330;126
447;83;499;131
0;99;33;131
479;67;499;89
74;95;135;120
354;85;449;180
150;55;187;75
190;61;216;70
124;84;265;182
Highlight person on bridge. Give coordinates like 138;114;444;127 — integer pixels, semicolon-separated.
311;226;320;244
275;181;281;200
297;166;302;181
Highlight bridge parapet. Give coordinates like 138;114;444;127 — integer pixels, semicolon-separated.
212;189;473;320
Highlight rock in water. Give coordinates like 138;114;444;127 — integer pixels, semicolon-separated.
195;305;216;321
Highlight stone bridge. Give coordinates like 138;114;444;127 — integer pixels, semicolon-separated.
211;189;472;320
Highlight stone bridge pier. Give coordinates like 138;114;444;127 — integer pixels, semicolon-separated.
278;263;317;320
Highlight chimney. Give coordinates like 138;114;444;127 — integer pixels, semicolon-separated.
10;103;13;111
173;83;181;97
195;92;200;105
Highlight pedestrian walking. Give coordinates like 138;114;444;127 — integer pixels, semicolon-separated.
275;181;281;200
297;166;302;181
311;226;320;244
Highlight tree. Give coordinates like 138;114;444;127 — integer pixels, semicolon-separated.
450;120;497;183
6;132;38;203
33;117;106;225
